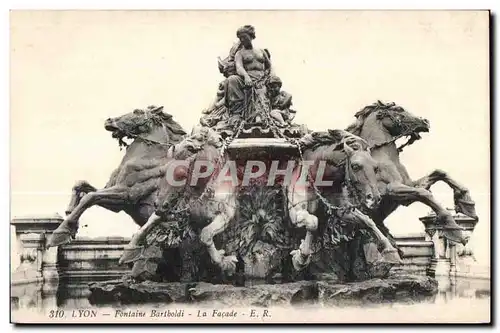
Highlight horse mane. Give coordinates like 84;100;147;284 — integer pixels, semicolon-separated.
144;106;187;143
346;100;405;136
173;127;223;161
161;115;187;144
299;129;369;152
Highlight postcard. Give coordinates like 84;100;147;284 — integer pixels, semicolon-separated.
10;10;491;324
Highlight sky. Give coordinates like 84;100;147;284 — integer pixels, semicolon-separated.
10;10;490;264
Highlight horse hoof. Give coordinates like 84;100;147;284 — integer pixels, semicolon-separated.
119;246;144;265
290;249;310;271
441;228;469;246
305;215;318;231
436;214;462;229
454;200;478;221
46;231;73;248
381;249;403;265
220;256;238;275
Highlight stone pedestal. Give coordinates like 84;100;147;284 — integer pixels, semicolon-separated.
11;280;59;313
428;258;451;277
420;209;484;279
10;214;63;285
88;274;438;307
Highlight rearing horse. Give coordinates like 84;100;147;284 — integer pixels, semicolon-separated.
47;105;187;248
287;130;403;271
120;126;241;274
346;101;475;246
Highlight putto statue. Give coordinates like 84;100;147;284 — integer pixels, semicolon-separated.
268;75;296;127
47;25;477;296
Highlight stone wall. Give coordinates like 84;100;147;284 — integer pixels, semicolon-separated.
10;214;62;286
11;212;488;284
393;233;434;275
58;237;131;281
57;234;435;280
10;233;435;284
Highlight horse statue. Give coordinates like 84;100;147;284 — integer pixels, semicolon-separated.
47;105;188;248
346;100;476;247
119;126;241;274
287;129;403;271
119;126;399;281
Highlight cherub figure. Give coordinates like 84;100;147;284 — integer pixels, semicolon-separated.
267;76;297;127
202;80;226;115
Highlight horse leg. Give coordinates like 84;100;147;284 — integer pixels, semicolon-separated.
340;209;403;264
199;194;238;275
287;184;318;271
370;199;405;258
47;186;130;248
412;169;477;219
119;212;163;264
288;206;318;271
65;180;98;215
125;203;156;227
386;182;470;245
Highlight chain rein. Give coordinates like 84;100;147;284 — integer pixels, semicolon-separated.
196;120;246;204
155;78;374;218
253;98;361;218
117;120;172;149
157;121;245;217
369;114;421;152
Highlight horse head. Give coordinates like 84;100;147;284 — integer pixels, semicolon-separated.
174;126;224;157
156;126;225;216
300;130;382;210
104;105;187;147
339;133;381;210
347;100;430;149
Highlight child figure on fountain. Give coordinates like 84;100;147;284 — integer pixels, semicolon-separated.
268;75;297;127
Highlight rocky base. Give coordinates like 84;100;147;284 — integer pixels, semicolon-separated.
88;274;438;307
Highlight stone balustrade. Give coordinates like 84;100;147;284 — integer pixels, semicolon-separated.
10;214;63;286
420;209;488;280
392;233;434;275
58;236;131;281
10;211;487;285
